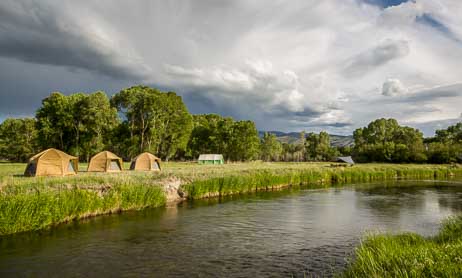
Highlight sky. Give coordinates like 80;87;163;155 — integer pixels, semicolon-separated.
0;0;461;136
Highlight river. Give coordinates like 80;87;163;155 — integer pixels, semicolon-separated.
1;180;462;277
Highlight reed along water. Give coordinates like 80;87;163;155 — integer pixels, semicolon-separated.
1;180;462;277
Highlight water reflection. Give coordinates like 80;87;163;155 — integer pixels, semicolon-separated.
0;180;461;278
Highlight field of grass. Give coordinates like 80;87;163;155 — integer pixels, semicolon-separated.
1;162;462;236
342;215;462;277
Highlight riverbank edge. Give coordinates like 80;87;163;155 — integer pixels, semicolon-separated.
341;215;462;277
0;184;167;236
182;165;462;199
1;164;462;236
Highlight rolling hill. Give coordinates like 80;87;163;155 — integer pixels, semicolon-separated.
258;131;354;147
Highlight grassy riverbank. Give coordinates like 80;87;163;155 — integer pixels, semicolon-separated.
1;162;462;235
342;215;462;277
0;172;166;235
182;163;462;198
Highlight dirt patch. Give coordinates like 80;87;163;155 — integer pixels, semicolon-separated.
160;176;185;204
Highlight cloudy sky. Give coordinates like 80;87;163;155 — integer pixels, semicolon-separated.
0;0;461;136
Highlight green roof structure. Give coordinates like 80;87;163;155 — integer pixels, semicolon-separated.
198;154;224;165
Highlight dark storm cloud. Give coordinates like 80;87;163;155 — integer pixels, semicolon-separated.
0;57;136;118
363;0;410;8
269;105;324;118
326;122;352;127
258;105;352;129
402;83;462;103
180;90;240;119
163;61;340;129
342;39;410;78
0;1;148;80
416;13;462;44
177;86;346;131
287;119;353;128
293;121;352;128
408;115;462;137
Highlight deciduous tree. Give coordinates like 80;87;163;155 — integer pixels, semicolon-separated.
260;132;283;161
353;118;426;162
0;118;38;162
111;86;192;160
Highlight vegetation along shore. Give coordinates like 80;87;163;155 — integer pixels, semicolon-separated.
342;215;462;277
1;162;461;236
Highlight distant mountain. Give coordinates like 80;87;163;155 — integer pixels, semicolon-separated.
258;131;354;147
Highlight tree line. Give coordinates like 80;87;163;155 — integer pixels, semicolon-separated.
353;118;462;163
258;118;461;164
0;86;260;162
0;85;461;164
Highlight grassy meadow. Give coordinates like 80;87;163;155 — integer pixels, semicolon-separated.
1;161;462;236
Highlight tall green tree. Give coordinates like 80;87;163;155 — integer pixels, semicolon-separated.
156;92;193;160
36;91;118;160
0;118;38;162
297;131;306;162
425;122;462;163
79;92;119;161
111;85;192;160
435;122;462;143
353;118;426;162
281;142;296;162
36;92;73;151
305;131;337;161
187;114;233;159
228;120;260;161
111;86;159;154
187;114;261;161
260;132;283;161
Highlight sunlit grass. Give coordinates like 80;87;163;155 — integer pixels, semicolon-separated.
181;163;462;198
342;215;462;277
0;165;167;235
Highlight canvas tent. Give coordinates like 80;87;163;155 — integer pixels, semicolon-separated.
87;151;123;172
198;154;224;165
24;148;78;177
337;156;355;165
130;152;161;171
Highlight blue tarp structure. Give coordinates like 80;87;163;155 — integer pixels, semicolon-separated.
337;156;355;164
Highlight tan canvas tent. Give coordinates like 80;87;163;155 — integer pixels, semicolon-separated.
24;148;78;177
87;151;123;172
130;152;161;171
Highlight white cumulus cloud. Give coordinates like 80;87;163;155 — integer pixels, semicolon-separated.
382;78;409;96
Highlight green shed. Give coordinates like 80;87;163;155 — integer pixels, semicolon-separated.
198;154;224;165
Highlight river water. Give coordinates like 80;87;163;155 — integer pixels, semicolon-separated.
1;180;462;277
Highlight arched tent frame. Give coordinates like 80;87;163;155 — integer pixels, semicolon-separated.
87;151;123;172
130;152;162;171
24;148;78;177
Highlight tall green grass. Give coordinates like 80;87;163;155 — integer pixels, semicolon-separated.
0;184;165;235
184;164;462;199
342;215;462;277
0;172;167;235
